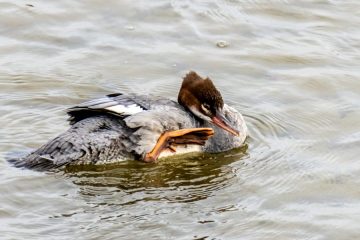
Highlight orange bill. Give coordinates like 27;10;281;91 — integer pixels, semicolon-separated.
211;112;239;136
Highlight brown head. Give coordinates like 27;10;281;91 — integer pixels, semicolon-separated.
178;71;239;136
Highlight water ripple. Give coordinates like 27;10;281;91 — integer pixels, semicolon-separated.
1;0;360;239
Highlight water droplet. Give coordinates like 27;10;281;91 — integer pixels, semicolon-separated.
125;25;135;31
216;40;229;48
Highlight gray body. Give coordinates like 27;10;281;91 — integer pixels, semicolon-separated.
12;93;247;170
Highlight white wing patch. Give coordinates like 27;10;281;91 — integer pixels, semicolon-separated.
106;104;144;116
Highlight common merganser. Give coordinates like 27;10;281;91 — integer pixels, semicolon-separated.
12;71;247;170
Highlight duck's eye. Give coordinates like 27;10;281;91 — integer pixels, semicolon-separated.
201;104;211;115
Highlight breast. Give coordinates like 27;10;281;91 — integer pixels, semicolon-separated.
158;145;203;159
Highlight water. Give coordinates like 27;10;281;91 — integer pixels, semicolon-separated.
1;1;360;239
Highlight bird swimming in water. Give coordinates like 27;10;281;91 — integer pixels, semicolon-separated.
11;71;247;170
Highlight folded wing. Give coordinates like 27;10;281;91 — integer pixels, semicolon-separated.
67;93;146;124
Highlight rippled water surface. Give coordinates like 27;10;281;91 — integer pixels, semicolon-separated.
1;1;360;239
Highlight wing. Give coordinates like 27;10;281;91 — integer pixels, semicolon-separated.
67;93;146;124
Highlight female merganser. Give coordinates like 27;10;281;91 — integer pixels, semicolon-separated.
12;71;247;170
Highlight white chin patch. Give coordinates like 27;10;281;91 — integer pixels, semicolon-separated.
189;106;212;122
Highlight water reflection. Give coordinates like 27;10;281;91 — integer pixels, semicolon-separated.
64;145;248;204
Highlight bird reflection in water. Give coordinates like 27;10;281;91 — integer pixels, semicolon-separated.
64;145;248;204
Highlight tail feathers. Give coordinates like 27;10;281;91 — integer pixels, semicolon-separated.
7;148;79;171
8;155;60;171
5;150;56;171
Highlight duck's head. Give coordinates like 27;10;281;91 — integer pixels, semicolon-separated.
178;71;239;136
